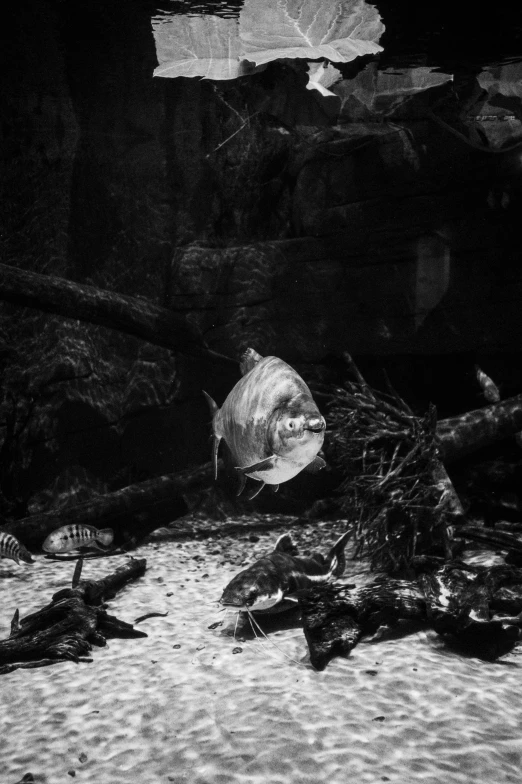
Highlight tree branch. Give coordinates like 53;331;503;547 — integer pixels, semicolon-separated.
0;263;236;366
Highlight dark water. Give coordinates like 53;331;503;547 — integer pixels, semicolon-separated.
2;0;522;509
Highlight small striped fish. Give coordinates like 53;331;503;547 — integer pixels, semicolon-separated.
0;532;34;565
42;524;114;553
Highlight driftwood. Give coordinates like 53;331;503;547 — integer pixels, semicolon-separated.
326;354;522;570
0;460;220;549
327;358;458;570
300;578;426;670
436;394;522;463
0;262;236;366
300;557;522;670
0;557;147;674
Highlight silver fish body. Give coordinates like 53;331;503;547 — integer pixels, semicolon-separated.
42;524;114;553
219;531;351;613
204;349;326;497
0;532;34;565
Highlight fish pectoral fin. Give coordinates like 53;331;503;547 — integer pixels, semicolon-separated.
285;588;311;600
303;456;327;474
247;481;265;500
236;456;277;475
90;540;110;551
271;484;279;493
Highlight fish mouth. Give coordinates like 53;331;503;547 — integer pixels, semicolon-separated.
220;600;250;611
304;417;326;434
219;596;247;609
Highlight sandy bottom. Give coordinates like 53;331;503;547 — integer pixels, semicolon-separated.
1;520;521;784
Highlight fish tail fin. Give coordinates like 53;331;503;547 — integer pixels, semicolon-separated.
96;528;114;547
326;530;351;579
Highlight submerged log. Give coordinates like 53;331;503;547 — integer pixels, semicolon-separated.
300;559;522;669
0;461;219;549
0;557;147;674
0;262;236;366
436;394;522;463
417;562;520;660
300;579;426;670
453;525;522;554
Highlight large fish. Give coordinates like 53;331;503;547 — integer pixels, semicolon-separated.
42;524;114;554
203;348;326;499
219;530;351;613
0;532;34;565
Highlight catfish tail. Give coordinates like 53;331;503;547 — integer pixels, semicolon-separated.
326;531;351;579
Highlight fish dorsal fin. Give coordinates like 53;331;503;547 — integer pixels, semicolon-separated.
202;390;219;418
240;348;263;376
274;533;299;555
303;456;326;474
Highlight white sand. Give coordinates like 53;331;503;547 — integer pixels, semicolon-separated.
1;523;521;784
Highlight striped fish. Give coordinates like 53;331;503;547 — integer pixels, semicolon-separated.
42;524;114;553
219;531;351;613
204;348;326;499
0;532;34;565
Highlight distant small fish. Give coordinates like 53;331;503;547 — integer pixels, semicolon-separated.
475;365;500;404
0;532;34;565
42;524;114;553
219;531;351;613
203;348;326;499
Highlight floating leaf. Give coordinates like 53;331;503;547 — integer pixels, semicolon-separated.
472;63;522;149
306;61;343;97
152;0;384;79
152;14;256;80
239;0;384;66
477;62;522;100
335;62;453;117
